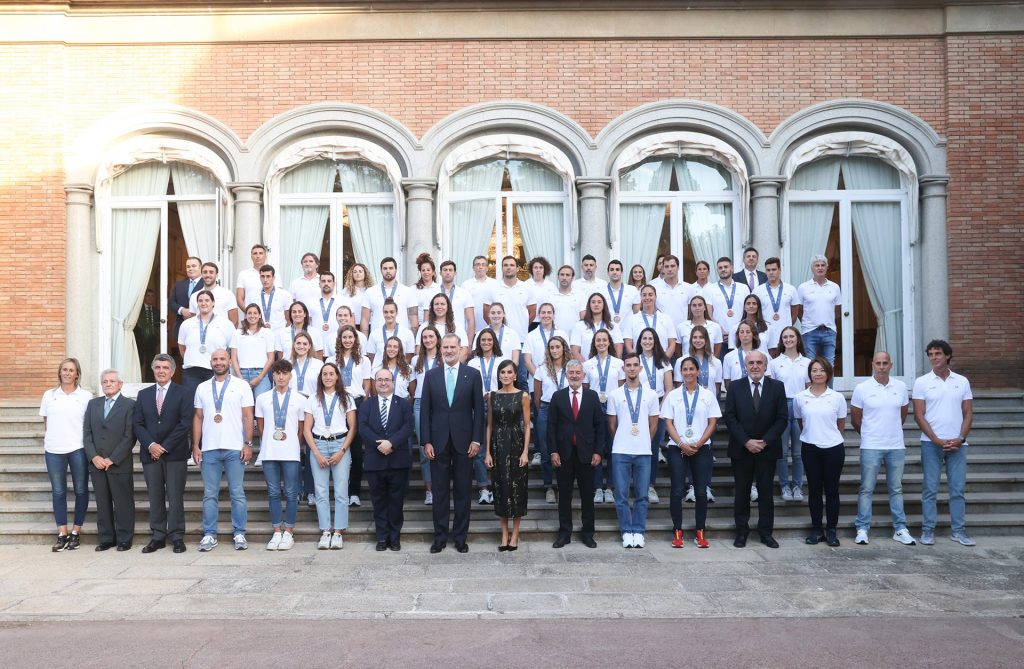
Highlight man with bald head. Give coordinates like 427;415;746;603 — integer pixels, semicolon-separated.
723;349;788;548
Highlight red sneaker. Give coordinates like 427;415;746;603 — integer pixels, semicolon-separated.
695;529;709;548
671;529;684;548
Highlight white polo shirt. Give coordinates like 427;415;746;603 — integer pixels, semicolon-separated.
467;354;509;395
288;274;321;308
364;282;417;331
274;326;325;356
178;315;236;370
583;355;625;399
436;284;475;333
322;328;367;360
231;328;275;369
650;277;696;325
676;319;724;356
189;285;237;322
572;277;608;297
288;356;324;397
254;388;305;463
370;361;414;399
523;326;570;370
673;355;724;391
723;347;768;382
366;324;416;360
797;279;842;333
486;279;537;342
793;387;848;448
304;391;357;436
534;363;570;403
708;281;750;346
526;279;556;323
603;283;641;324
624;310;676;352
39;386;92;454
912;370;973;443
327;354;372;399
662;385;722;447
194;376;254;452
254;287;293;331
570;321;624;358
474;324;523;358
767;354;811;398
415;281;442;317
410;354;440;400
606;385;660;455
638;353;673;398
461;276;499;328
417;322;469;349
235;267;265;308
851;377;909;450
547;289;584;334
310;294;354;345
753;281;800;348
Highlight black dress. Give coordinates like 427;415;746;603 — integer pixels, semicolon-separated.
489;390;528;519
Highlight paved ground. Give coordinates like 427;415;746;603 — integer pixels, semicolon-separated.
1;536;1022;666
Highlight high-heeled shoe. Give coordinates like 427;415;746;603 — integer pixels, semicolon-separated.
498;544;509;552
507;544;518;551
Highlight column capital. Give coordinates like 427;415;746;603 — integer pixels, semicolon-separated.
575;177;611;198
402;178;437;200
919;174;950;196
64;183;94;202
749;176;786;196
229;182;264;200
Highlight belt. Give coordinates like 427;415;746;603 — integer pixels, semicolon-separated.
314;432;347;441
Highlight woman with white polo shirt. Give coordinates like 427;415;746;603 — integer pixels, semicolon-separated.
288;331;325;506
328;325;371;507
533;335;571;503
584;329;624;504
571;293;624;362
673;326;723;505
635;327;673;504
231;303;274;399
794;357;848;547
676;295;723;358
275;301;325;361
768;326;811;502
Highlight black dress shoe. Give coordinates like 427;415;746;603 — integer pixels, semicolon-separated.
172;540;186;553
582;536;597;548
552;536;571;549
759;535;780;549
389;541;401;552
733;532;748;548
498;545;509;552
430;541;446;554
95;543;115;552
455;542;469;554
375;541;388;552
825;529;841;547
805;530;826;545
116;542;132;551
141;540;166;554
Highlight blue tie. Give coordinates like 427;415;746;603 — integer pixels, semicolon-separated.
446;367;456;406
103;398;114;419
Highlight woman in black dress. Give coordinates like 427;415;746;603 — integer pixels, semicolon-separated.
485;359;531;551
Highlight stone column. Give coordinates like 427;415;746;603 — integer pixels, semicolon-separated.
576;177;611;267
229;183;263;277
402;178;437;281
919;175;950;348
749;176;785;259
65;184;98;392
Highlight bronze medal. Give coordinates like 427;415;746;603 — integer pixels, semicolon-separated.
213;413;222;423
274;429;286;441
773;313;780;321
726;310;733;318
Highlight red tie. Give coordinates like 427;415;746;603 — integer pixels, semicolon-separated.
571;391;579;444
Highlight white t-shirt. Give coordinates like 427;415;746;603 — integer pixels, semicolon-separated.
672;355;723;391
461;276;499;328
253;287;293;331
583;355;625;399
603;283;641;324
728;325;772;353
474;324;523;358
797;279;842;333
254;389;305;462
344;288;367;327
638;353;673;398
650;278;695;325
570;321;624;359
370;361;414;399
534;363;570;403
273;326;325;355
607;385;660;455
525;280;555;323
708;281;750;346
416;322;470;349
547;289;585;334
912;370;973;443
194;376;255;452
287;356;324;397
486;279;537;341
753;282;800;348
436;284;475;334
662;385;722;447
364;282;417;331
39;386;92;454
178;315;236;370
309;294;354;346
523;326;570;372
235;267;265;308
288;275;321;309
793;387;848;447
304;391;357;436
676;320;724;356
851;377;909;450
572;277;608;296
322;328;367;361
366;324;416;360
189;285;238;322
410;354;441;400
327;354;372;399
467;354;509;395
231;328;275;369
415;281;442;317
767;354;811;398
624;310;676;353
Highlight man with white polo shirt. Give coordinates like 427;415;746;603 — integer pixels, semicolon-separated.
362;256;418;333
796;254;842;368
289;252;322;308
913;339;975;547
649;255;693;325
192;349;254;552
549;265;584;334
851;351;916;546
255;265;291;331
753;256;800;356
310;271;351;345
709;256;749;360
572;254;607;296
485;255;537;390
437;259;476;343
604;259;641;325
462;255;498;331
189;262;238;327
235;244;268;310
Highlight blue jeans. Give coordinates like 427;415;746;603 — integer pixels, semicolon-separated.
803;327;837;386
472;400;490;487
855;449;907;531
649;417;666;486
517;356;529;393
262;460;300;528
413;398;431;486
612;453;651;534
200;448;248;536
44;449;89;528
240;367;272;399
776;398;804;489
535;402;554;487
311;439;351;531
920;439;968;533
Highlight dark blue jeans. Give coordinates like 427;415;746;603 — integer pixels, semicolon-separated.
45;449;89;527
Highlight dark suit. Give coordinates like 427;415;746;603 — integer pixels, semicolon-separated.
169;277;201;344
547;386;607;541
83;394;137;545
133;382;194;543
419;363;485;545
723;376;788;536
733;269;768;293
358;394;415;545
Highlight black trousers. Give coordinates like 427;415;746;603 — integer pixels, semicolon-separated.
731;452;776;535
91;469;135;544
142;459;187;542
555;449;596;539
668;444;712;531
366;468;410;544
802;442;846;531
429;439;473;544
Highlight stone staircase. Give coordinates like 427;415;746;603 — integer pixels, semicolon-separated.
2;392;1022;546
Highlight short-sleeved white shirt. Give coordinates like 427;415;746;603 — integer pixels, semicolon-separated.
793;387;848;448
236;267;265;308
722;346;769;382
309;294;354;345
366;324;416;360
467;354;509;395
624;310;676;352
288;275;321;309
606;385;660;455
326;354;372;398
672;355;723;391
232;328;275;369
253;287;293;331
753;281;800;348
662;385;722;447
322;328;367;361
287;356;324;397
797;279;842;333
304;391;357;436
370;361;413;399
178;315;237;370
436;284;475;333
535;363;570;403
274;326;325;355
474;324;523;357
523;326;570;370
461;276;499;328
912;370;973;442
526;280;556;323
708;281;750;344
417;322;470;350
570;321;624;358
637;354;673;398
486;279;536;341
364;282;417;331
767;354;811;398
547;289;585;334
194;376;254;452
603;283;641;323
345;288;367;326
650;278;696;325
39;386;92;454
410;354;441;400
572;277;608;297
189;285;237;323
254;389;305;462
583;355;625;398
851;377;909;450
415;281;442;316
676;320;724;356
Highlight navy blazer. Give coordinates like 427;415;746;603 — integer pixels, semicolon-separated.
419;363;485;455
358;394;415;471
133;382;195;463
546;386;608;464
83;395;137;474
733;270;768;290
168;277;201;341
722;376;789;460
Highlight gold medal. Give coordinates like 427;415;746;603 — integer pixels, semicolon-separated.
631;424;640;436
773;313;780;321
274;429;286;441
213;413;222;423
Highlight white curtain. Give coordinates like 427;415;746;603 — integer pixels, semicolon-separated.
842;156;901;189
517;203;565;265
448;160;504;275
508;159;562;191
789;203;835;285
348;204;394;269
790;156;841;191
852;202;904;374
684;203;732;267
620;204;668;278
338;161;392;193
169;162;217;262
674;158;731;192
279;160;335;287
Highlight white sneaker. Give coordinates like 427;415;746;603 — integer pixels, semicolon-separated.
634;533;646;548
330;533;344;550
604;489;614;503
647;486;660;504
187;456;197;466
750;485;759;502
349;495;361;507
893;529;917;545
706;487;715;503
487;489;494;503
622;532;634;548
593;489;603;504
530;453;541;466
424;491;433;505
658;450;667;464
277;532;294;550
791;486;804;502
479;489;489;504
317;531;331;550
306;493;316;508
781;485;794;502
684;485;696;503
233;533;248;551
266;531;283;550
198;534;217;551
545;488;557;504
950;531;976;547
855;529;869;545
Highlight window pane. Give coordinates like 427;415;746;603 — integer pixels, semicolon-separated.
684;202;732;267
507;159;562;191
842;157;900;189
791;157;842;190
452;160;505;191
280;160;336;194
674;157;731;191
337;160;392;192
619;158;673;192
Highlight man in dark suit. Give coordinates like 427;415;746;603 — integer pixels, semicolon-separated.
547;360;607;548
168;256;203;346
83;369;137;551
420;333;485;553
722;349;788;548
358;368;416;552
133;353;194;553
732;247;768;293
